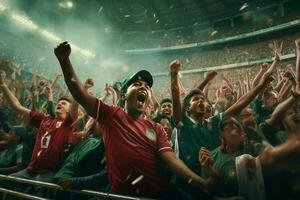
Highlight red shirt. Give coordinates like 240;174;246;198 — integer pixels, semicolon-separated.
95;101;173;197
27;112;76;174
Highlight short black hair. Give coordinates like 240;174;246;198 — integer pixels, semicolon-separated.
153;114;171;124
182;89;205;115
219;116;244;133
160;98;172;105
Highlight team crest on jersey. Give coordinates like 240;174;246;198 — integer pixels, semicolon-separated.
42;120;51;127
145;129;156;141
56;121;63;128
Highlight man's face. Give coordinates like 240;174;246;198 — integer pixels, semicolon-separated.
188;94;206;117
159;118;172;140
55;100;71;117
160;102;173;116
125;78;151;115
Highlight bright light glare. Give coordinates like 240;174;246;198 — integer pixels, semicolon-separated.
240;3;248;11
10;13;38;30
59;1;74;9
80;49;96;58
0;3;8;11
4;2;95;59
69;43;81;51
41;30;62;42
66;1;73;8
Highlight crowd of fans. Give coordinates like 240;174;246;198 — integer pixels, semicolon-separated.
122;10;299;49
0;34;299;200
124;32;299;74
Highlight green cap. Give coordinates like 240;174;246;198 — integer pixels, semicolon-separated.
120;70;153;93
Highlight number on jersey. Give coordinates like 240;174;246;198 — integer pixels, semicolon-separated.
41;133;51;149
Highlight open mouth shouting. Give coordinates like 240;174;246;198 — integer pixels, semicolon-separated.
198;103;205;112
56;105;62;112
137;90;147;107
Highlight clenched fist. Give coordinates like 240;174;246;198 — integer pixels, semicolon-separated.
84;78;94;90
205;71;218;81
54;41;71;61
169;59;181;75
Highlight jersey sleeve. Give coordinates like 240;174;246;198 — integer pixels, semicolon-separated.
29;111;46;128
92;99;118;124
156;124;173;153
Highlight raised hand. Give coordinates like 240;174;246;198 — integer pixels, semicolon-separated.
55;72;63;79
261;70;274;86
44;86;53;100
260;63;270;71
169;59;181;75
274;41;283;61
199;147;213;170
205;70;218;81
84;78;94;90
54;41;71;61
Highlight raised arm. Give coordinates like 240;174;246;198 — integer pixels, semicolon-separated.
31;66;37;89
262;41;282;82
197;71;218;91
203;82;211;98
224;70;273;116
44;86;56;117
150;88;160;114
54;42;98;118
170;60;182;123
50;72;63;90
0;71;30;121
267;91;299;129
220;72;233;91
252;63;269;88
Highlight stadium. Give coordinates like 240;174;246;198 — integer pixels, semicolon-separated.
0;0;299;199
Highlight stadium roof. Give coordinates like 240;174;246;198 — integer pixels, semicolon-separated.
10;0;285;33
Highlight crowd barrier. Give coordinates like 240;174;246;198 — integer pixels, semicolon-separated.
0;174;155;200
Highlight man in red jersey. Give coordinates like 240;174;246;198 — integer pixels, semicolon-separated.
0;70;78;184
54;41;215;199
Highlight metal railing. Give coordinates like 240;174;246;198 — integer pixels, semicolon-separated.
0;174;155;200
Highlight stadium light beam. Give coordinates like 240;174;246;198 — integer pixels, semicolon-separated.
10;13;38;30
41;30;62;42
0;3;8;12
4;2;95;59
80;49;96;58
